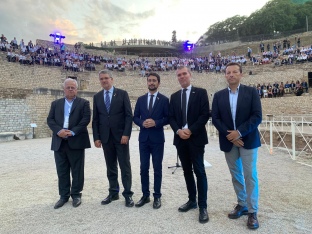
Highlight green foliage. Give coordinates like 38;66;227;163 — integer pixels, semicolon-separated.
204;0;312;43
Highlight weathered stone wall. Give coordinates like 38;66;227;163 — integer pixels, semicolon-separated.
1;48;311;139
0;88;95;138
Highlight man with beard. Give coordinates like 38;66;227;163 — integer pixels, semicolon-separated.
133;72;169;209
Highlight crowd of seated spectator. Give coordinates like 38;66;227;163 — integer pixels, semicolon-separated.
255;79;308;98
2;33;312;77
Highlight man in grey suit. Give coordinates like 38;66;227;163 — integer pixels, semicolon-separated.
47;78;91;209
92;70;134;207
212;62;262;230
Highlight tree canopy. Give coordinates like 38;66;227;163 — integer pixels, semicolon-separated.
203;0;312;43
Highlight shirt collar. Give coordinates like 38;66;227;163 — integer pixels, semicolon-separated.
181;84;192;91
148;91;158;97
65;96;76;102
228;84;240;93
104;86;114;93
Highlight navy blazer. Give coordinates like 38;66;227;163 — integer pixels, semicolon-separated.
92;87;133;144
47;96;91;151
169;86;210;147
211;84;262;152
133;92;169;143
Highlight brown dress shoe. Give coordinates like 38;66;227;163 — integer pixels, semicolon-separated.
228;204;248;219
247;212;259;229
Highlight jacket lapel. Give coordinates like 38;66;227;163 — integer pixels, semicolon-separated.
187;87;195;112
109;87;117;113
224;88;232;117
70;97;79;114
150;93;160;115
236;85;245;114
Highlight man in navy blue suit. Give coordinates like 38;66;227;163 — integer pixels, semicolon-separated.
133;72;169;209
169;66;210;223
212;62;262;230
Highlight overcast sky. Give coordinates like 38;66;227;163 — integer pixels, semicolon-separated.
0;0;270;44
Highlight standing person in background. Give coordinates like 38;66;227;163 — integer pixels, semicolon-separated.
92;70;134;207
47;78;91;209
212;62;262;230
133;72;169;209
169;66;210;223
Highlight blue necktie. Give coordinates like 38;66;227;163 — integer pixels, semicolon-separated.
105;91;110;112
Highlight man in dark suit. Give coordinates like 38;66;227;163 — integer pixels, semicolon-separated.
47;78;91;209
212;62;262;230
169;66;210;223
92;70;134;207
133;72;169;209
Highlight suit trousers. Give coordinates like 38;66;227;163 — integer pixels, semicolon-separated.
102;134;133;198
176;139;208;208
54;140;85;200
139;139;164;198
224;145;259;213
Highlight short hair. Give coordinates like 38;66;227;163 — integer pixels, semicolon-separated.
98;69;113;78
147;72;160;83
225;62;242;73
176;65;191;74
63;78;78;89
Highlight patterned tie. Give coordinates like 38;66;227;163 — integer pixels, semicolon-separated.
149;94;154;114
182;88;187;126
105;91;110;112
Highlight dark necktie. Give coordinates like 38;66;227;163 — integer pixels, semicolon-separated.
182;88;187;126
149;94;154;114
105;91;110;112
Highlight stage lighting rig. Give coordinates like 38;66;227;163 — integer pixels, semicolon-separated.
49;33;65;44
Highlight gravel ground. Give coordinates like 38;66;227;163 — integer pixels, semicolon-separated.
1;130;311;234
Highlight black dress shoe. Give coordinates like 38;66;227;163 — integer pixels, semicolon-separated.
178;200;197;212
228;204;248;219
247;212;259;229
135;196;150;207
54;199;68;209
125;196;134;207
72;198;81;208
153;198;161;209
101;194;119;205
199;208;209;223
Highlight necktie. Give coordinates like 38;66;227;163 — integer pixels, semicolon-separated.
149;94;154;114
105;91;110;112
182;89;187;126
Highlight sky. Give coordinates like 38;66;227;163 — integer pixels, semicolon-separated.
0;0;271;45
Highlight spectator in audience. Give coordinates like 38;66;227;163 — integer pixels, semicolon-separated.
279;82;284;97
301;79;308;93
267;87;273;98
295;86;304;96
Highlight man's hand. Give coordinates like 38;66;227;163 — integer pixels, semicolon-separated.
94;140;102;148
232;138;244;147
178;129;192;140
57;129;72;138
121;136;129;144
226;130;240;142
142;119;156;128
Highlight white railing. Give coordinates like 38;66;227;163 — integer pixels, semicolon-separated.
207;117;312;165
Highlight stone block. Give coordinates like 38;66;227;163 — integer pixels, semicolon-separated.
0;132;15;142
13;131;26;140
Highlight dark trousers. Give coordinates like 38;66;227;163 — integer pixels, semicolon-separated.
139;140;164;198
102;136;133;198
176;140;208;208
54;140;85;200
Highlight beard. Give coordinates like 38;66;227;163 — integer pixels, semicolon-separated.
148;86;157;91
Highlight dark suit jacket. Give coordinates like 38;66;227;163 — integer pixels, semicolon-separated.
211;84;262;152
47;97;91;151
169;86;210;147
133;92;169;143
92;87;133;144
